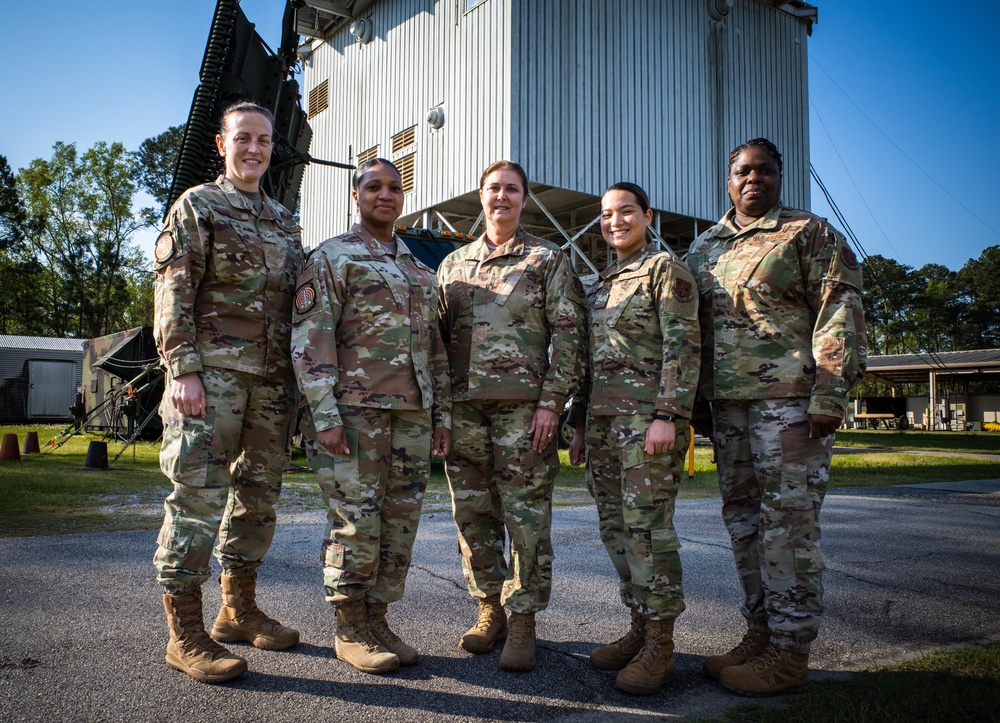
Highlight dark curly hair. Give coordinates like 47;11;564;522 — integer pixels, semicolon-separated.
728;138;782;175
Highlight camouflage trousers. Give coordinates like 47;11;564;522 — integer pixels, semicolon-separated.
304;405;432;605
587;414;685;620
154;367;295;591
446;400;559;614
712;398;834;654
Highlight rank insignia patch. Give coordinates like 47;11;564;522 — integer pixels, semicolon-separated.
154;232;175;264
295;283;317;314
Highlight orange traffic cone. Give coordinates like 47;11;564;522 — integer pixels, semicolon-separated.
22;431;40;455
83;440;108;469
1;433;21;462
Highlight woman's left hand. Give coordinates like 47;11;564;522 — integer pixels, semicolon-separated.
432;427;452;458
809;413;841;439
529;407;561;453
644;419;676;455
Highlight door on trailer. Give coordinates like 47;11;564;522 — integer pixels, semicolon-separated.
27;360;76;419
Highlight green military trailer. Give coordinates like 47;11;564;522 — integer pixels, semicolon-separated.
80;326;163;440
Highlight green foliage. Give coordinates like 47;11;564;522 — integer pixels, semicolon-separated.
15;141;152;337
133;124;185;219
861;249;1000;356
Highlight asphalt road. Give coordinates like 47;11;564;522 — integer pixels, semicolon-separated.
1;479;998;722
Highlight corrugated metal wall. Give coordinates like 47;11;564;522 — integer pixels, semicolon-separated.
511;0;810;221
300;0;515;246
300;0;811;245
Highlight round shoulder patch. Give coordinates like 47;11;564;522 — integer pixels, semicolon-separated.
295;283;317;314
154;231;175;264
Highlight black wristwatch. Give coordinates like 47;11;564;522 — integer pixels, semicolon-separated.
653;412;674;423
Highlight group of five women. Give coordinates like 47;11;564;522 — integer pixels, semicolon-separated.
153;101;866;700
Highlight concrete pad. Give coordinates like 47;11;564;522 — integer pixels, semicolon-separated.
1;487;998;721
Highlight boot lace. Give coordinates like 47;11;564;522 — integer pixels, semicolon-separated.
747;644;782;672
507;615;533;646
368;613;402;646
729;631;766;657
473;602;502;632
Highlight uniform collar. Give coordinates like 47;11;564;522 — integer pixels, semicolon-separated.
350;223;412;259
601;243;656;280
215;175;281;221
709;201;785;241
474;227;533;262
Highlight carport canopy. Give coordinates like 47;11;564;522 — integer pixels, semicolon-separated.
865;349;1000;386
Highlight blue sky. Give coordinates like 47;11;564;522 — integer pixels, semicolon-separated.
2;1;997;271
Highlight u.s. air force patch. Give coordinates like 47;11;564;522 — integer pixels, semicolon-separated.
672;277;693;302
154;231;175;264
841;244;859;270
295;283;316;314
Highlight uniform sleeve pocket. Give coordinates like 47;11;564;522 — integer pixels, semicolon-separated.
323;541;345;568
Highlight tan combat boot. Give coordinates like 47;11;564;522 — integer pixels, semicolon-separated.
719;644;809;697
499;612;536;671
590;608;645;670
459;594;508;654
367;602;419;666
163;590;248;684
335;600;400;674
702;630;770;679
211;572;300;650
615;618;675;695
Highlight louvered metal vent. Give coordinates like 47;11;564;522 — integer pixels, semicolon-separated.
357;145;379;164
396;153;415;194
391;126;416;156
308;79;329;118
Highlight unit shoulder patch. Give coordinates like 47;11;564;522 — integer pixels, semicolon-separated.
295;283;317;314
672;277;693;302
154;231;175;264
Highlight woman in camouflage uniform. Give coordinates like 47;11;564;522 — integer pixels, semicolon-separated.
688;138;866;697
153;102;303;684
569;182;700;695
292;158;452;675
437;160;587;672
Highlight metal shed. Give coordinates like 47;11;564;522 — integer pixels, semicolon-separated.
294;0;817;270
864;349;1000;431
0;336;84;423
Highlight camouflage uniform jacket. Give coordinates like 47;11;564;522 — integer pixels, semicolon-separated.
569;244;700;424
153;176;303;380
437;228;587;412
292;225;452;432
686;203;867;418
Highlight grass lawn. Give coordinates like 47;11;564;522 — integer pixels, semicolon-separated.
1;424;997;538
713;641;1000;723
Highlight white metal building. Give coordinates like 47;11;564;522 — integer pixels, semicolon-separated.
295;0;817;268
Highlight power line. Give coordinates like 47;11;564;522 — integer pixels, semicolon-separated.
809;97;902;261
810;163;951;375
809;54;1000;240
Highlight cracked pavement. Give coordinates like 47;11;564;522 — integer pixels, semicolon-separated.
1;481;998;722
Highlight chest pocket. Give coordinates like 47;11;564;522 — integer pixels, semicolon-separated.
606;271;655;341
353;256;410;310
738;239;801;297
398;257;436;330
209;206;259;284
261;220;300;294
